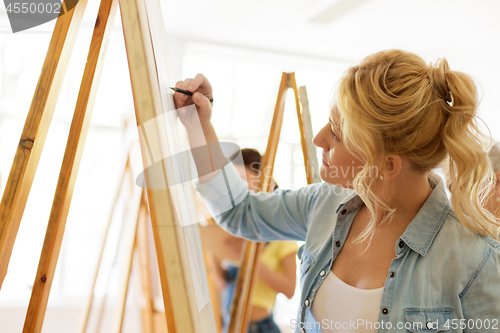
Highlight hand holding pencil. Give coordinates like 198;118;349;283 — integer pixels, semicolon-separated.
173;73;214;124
174;73;226;183
170;87;213;103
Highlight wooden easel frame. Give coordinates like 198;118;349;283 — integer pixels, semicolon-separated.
75;143;158;333
78;146;132;333
0;0;320;332
227;72;320;333
0;0;217;332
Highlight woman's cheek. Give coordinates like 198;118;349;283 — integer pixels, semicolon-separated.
328;151;336;166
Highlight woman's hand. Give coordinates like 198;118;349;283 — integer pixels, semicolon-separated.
174;73;226;182
174;73;213;125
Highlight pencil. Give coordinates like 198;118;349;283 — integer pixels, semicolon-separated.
170;87;213;103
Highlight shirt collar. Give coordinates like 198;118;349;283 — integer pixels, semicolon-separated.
399;172;451;256
335;189;359;214
335;172;451;256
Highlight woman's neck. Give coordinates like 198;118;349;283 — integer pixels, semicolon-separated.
370;172;434;229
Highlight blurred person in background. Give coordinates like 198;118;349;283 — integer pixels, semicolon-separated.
486;143;500;219
201;148;298;333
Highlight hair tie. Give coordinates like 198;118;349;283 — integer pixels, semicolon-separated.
428;75;454;107
428;60;454;107
447;91;454;107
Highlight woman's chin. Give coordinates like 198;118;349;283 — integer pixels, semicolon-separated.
320;172;348;188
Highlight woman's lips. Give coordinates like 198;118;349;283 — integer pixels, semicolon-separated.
322;158;329;167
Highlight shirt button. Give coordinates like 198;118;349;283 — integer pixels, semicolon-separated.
398;240;404;248
305;299;310;306
427;322;434;329
341;209;347;215
335;241;341;247
382;308;389;315
320;270;326;277
389;271;395;278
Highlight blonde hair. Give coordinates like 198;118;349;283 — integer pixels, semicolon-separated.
489;143;500;171
336;49;499;251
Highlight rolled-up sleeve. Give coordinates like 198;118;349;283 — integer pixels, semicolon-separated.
194;161;321;242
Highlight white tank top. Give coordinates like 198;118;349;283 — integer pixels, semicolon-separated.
311;271;384;333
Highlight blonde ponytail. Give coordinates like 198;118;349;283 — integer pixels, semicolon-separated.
431;59;500;238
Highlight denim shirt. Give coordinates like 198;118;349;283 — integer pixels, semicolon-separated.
195;162;500;333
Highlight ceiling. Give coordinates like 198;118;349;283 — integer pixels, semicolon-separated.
159;0;500;63
1;0;498;63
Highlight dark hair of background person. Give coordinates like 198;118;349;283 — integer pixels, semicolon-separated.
231;148;279;190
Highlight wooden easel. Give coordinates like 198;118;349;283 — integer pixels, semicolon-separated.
80;140;222;333
0;0;217;332
227;72;320;333
77;141;155;333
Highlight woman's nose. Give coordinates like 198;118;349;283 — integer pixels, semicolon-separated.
313;124;330;150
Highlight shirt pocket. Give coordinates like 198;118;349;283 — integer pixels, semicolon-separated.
298;245;315;278
404;307;452;333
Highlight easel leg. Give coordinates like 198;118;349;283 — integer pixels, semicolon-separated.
228;73;290;333
92;152;139;333
120;0;201;330
290;74;313;184
137;198;155;333
204;251;223;333
21;0;119;332
111;187;143;333
78;151;131;333
0;0;89;290
228;72;317;333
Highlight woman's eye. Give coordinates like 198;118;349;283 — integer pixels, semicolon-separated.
330;128;339;141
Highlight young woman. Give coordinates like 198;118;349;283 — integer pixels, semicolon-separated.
174;49;500;333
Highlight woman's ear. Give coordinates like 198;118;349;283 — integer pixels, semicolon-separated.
385;154;402;180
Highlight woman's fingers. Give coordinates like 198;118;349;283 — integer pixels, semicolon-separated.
173;94;184;108
179;78;192;91
173;75;212;110
174;80;191;107
187;73;210;92
176;74;211;92
192;92;212;122
173;88;188;108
